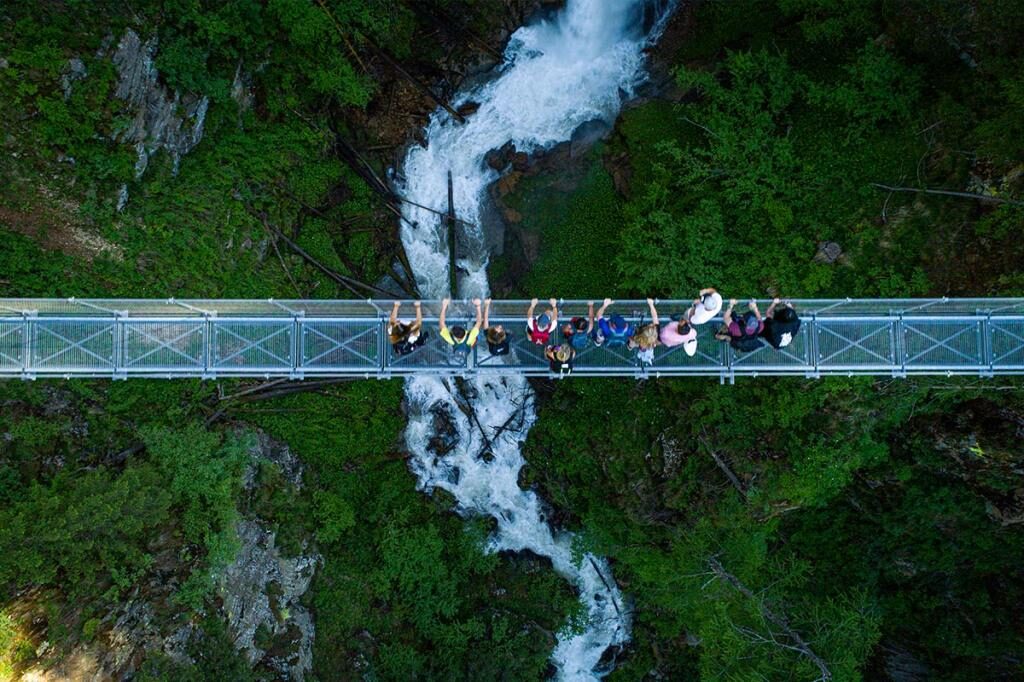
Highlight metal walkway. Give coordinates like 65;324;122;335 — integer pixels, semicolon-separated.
2;298;1024;381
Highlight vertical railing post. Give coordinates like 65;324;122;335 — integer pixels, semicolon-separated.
113;312;126;380
291;312;304;380
893;314;906;378
203;311;216;380
981;312;994;378
807;312;820;379
21;310;35;381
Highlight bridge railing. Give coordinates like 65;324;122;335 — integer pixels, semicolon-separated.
1;299;1023;379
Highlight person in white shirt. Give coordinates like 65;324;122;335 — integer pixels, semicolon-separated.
687;287;723;325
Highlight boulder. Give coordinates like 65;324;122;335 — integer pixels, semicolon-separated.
814;241;843;264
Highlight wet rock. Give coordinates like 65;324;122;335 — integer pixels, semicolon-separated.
427;403;460;456
243;430;305;490
595;643;624;674
814;241;843;264
496;548;556;574
0;57;9;69
112;29;209;178
569;118;611;158
60;58;87;100
457;100;481;118
485;141;517;171
511;151;531;171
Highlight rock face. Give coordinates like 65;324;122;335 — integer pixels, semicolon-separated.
111;29;209;180
218;432;320;681
219;520;319;681
60;58;87;100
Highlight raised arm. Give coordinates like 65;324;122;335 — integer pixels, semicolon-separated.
472;298;482;331
723;298;737;326
646;297;659;326
586;301;595;332
483;298;492;329
440;298;450;331
748;299;762;321
527;297;538;324
390;301;400;328
765;297;780;319
596;297;612;319
549;298;558;328
414;301;422;328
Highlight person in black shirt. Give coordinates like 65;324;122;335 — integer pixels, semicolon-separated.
482;298;510;356
761;298;801;349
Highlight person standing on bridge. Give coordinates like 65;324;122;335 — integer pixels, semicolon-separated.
651;299;698;357
629;298;662;366
440;297;482;364
718;299;764;352
389;300;428;356
561;301;595;352
545;343;575;376
482;298;510;356
687;287;723;325
526;297;558;345
761;298;801;349
592;298;633;348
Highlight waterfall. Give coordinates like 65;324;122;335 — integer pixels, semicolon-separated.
393;1;675;678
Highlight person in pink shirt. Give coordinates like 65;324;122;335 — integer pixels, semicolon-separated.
648;299;698;357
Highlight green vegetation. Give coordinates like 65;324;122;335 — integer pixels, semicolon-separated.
513;1;1024;679
2;0;1024;680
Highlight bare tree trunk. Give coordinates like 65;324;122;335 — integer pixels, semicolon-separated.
699;432;748;500
708;557;833;682
871;183;1024;207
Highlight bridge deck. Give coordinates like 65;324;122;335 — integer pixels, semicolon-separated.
2;299;1023;381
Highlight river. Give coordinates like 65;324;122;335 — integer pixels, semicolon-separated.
394;1;675;677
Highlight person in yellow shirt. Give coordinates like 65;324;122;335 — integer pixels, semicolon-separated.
439;297;482;363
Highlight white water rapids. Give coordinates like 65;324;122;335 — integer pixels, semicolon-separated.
394;1;674;678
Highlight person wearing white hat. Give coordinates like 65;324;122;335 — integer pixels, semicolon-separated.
687;287;723;325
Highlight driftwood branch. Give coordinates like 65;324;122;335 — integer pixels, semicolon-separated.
587;556;623;618
264;220;404;298
871;183;1024;207
699;432;748;500
708;557;832;681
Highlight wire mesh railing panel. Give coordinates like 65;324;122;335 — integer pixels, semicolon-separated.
990;318;1024;369
648;327;728;371
815;318;895;368
212;320;294;372
301;320;381;371
123;320;206;371
32;319;116;372
902;318;983;368
475;331;551;372
730;324;812;369
387;335;469;372
0;321;25;370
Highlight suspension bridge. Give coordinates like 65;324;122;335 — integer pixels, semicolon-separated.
1;298;1023;382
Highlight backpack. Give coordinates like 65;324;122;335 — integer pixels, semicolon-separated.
568;323;590;350
392;330;428;356
527;322;551;345
603;319;631;348
448;333;472;365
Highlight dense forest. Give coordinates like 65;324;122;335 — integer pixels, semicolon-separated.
1;0;1023;680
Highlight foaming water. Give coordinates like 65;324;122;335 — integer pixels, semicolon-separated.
394;1;675;678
